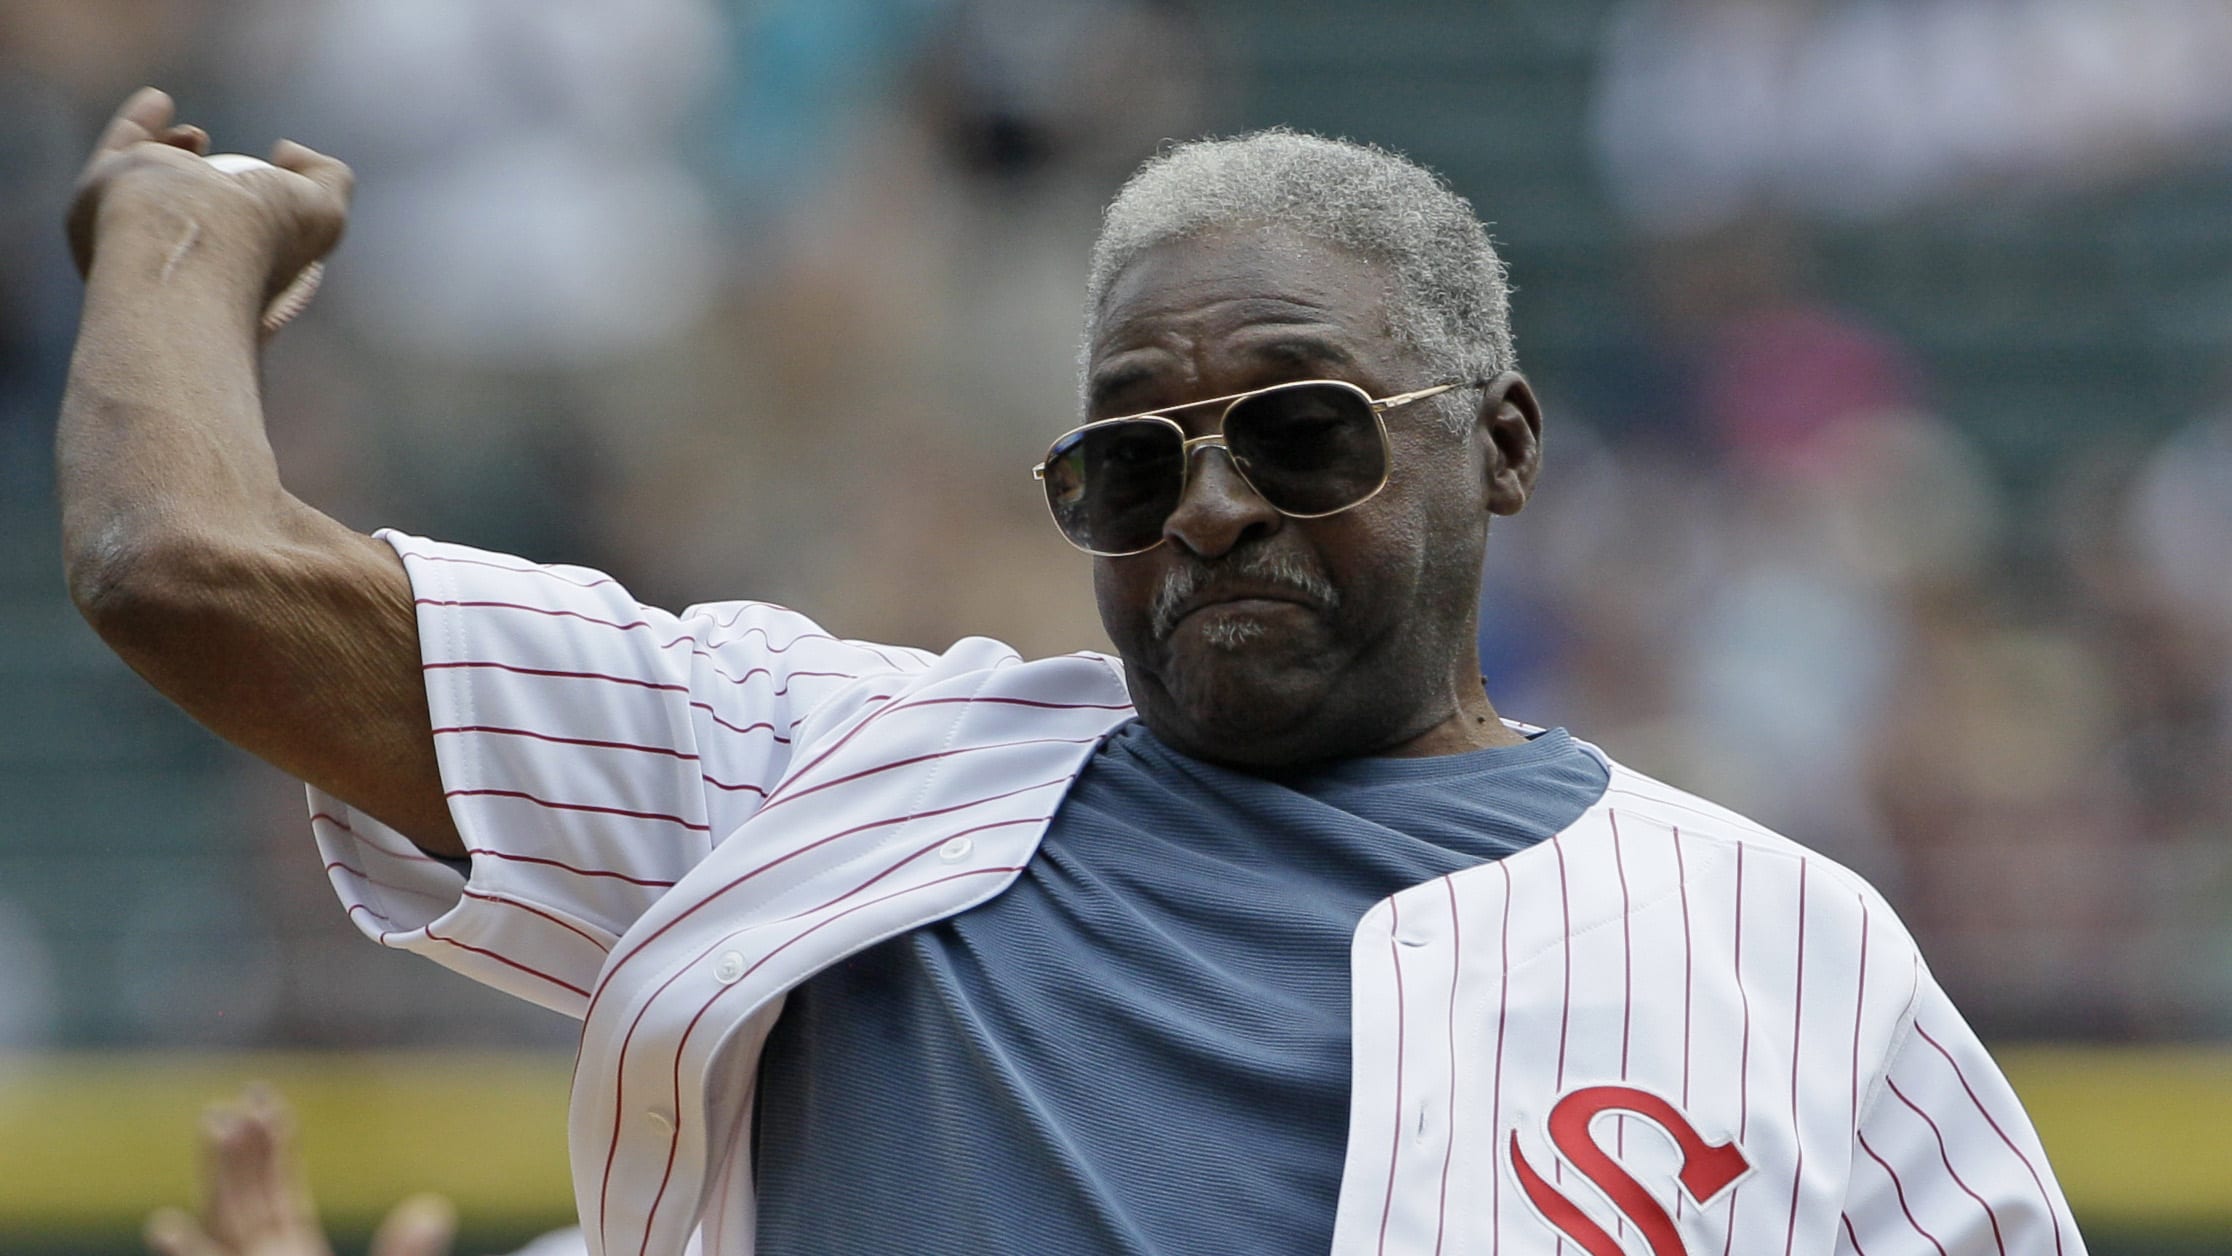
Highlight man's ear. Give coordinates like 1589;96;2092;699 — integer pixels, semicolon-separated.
1476;371;1543;516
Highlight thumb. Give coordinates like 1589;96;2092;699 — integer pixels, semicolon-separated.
369;1193;457;1256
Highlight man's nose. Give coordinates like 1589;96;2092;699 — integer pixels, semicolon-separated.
1162;445;1282;559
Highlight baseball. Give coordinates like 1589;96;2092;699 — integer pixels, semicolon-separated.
203;152;277;176
203;152;324;334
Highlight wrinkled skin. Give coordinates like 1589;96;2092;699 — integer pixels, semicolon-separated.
1083;227;1544;769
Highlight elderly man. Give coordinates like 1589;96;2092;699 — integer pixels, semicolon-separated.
63;89;2080;1255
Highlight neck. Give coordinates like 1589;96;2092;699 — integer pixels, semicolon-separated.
1375;676;1525;757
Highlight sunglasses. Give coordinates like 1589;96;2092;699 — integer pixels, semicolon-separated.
1033;378;1482;556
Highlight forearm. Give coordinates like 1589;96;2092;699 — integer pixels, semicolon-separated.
59;207;296;597
58;256;463;854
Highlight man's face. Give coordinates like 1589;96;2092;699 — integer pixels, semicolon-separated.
1082;227;1516;768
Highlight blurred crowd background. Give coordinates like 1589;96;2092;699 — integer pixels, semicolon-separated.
0;0;2228;1217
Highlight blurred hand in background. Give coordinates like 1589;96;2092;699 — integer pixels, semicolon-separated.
144;1086;456;1256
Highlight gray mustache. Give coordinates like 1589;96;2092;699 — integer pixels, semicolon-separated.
1149;551;1339;640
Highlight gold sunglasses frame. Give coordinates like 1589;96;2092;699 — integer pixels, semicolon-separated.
1032;378;1479;556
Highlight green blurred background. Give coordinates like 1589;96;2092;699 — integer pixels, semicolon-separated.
1;0;2227;1250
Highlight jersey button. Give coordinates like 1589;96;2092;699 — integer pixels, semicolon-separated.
937;836;973;862
712;950;745;983
645;1107;675;1133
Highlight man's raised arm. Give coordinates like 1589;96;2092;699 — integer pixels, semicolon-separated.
58;88;462;858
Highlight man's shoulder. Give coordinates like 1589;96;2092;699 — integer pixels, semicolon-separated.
1580;747;1909;935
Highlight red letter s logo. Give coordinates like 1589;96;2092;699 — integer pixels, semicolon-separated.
1507;1085;1750;1256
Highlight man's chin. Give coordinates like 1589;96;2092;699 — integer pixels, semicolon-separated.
1140;648;1330;766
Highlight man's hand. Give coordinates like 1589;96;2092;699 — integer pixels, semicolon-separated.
66;88;351;331
143;1087;457;1256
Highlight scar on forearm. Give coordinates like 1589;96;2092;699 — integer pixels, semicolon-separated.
158;220;203;284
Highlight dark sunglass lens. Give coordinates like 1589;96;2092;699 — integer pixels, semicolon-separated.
1225;384;1386;515
1045;420;1185;552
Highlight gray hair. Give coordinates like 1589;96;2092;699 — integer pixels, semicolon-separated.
1080;128;1516;432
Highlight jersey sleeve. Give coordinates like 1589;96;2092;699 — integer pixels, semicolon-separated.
1837;968;2085;1254
306;532;934;1017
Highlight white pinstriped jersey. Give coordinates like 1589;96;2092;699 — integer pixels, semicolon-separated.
312;534;2085;1256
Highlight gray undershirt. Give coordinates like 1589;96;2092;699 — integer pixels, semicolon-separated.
752;721;1609;1255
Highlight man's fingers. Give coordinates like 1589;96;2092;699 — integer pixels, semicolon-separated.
71;88;189;276
269;139;354;207
159;124;210;155
243;1084;316;1227
205;1088;312;1247
198;1107;251;1244
96;87;174;155
143;1206;220;1256
369;1194;458;1256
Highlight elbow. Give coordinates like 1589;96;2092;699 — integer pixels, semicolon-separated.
66;529;243;649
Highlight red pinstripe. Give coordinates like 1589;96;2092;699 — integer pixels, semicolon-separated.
1493;861;1513;1238
465;848;679;888
1611;810;1632;1235
702;601;802;631
683;661;858;695
409;551;619;589
1376;897;1406;1256
1432;876;1461;1256
1842;1213;1871;1255
325;857;451;903
757;734;1106;815
415;598;658;633
423;597;906;676
699;614;916;671
1855;1127;1951;1256
1552;839;1571;1256
688;702;793;743
1670;831;1692;1075
698;601;810;632
1723;844;1752;1256
620;864;1030;1256
1885;1075;2009;1255
772;693;1130;807
1913;1021;2066;1255
447;787;712;833
1612;817;1632;1080
1783;861;1810;1256
768;691;965;781
424;923;590;999
311;810;437;864
428;654;858;701
436;724;697;759
798;698;892;737
426;659;688;692
1675;825;1694;1222
1604;787;1780;843
680;645;871;694
461;887;613;952
583;777;1073;1025
958;695;1133;712
1851;911;1870;1121
1553;840;1572;1088
439;725;766;793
